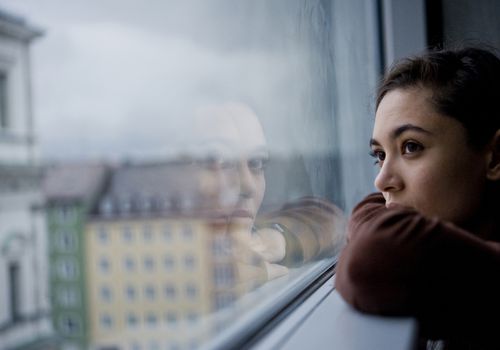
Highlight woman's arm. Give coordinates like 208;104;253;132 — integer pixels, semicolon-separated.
335;193;500;341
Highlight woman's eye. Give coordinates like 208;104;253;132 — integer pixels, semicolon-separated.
402;141;423;154
369;150;385;166
248;157;268;172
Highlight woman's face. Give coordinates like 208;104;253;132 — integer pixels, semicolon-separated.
194;103;267;231
371;87;489;225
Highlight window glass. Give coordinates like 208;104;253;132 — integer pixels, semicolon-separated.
0;0;380;349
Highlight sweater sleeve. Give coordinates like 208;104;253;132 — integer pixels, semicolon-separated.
334;193;500;341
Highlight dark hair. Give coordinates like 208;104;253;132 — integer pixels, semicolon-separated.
376;47;500;149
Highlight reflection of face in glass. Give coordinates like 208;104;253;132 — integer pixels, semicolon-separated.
193;103;268;232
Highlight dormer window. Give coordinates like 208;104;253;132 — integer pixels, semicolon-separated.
99;197;114;217
118;195;132;215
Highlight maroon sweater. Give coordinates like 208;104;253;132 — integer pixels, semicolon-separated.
335;193;500;343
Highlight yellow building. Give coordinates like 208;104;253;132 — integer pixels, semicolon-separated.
83;162;268;349
85;217;215;348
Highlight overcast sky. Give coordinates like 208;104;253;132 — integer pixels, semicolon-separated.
0;0;310;162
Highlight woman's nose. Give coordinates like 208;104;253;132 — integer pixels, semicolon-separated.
238;162;256;198
374;160;403;193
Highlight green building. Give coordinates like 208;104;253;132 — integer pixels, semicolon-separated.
43;163;108;350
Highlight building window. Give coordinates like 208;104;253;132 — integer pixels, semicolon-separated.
212;235;231;258
145;313;157;327
165;312;177;325
126;313;139;328
164;284;176;300
100;313;113;329
213;264;235;287
57;286;80;307
181;224;193;240
122;225;133;242
119;196;132;215
56;206;77;223
8;262;21;323
163;224;172;241
0;71;8;129
185;283;197;300
144;285;156;300
124;256;135;271
99;197;114;217
143;224;153;242
57;230;77;252
163;255;175;270
215;292;236;311
99;257;111;273
100;285;112;302
59;314;82;335
184;255;195;270
58;258;78;280
143;256;154;271
97;226;109;244
125;285;136;301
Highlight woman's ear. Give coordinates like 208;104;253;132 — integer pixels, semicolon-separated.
486;129;500;181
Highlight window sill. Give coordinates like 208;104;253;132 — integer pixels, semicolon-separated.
255;275;417;350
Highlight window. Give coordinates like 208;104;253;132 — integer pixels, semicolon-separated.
162;224;172;241
59;314;82;335
122;225;133;242
57;286;80;307
183;255;195;270
58;258;78;280
124;256;135;271
143;256;154;271
0;71;8;129
99;257;111;273
10;1;385;349
125;285;136;301
164;284;176;300
57;230;77;252
97;226;109;244
181;224;193;240
163;255;175;270
213;264;235;287
145;313;157;327
185;283;197;300
165;312;177;325
100;285;112;302
126;313;139;328
8;262;21;322
144;285;156;300
142;224;153;242
56;206;77;223
215;292;236;311
100;313;113;329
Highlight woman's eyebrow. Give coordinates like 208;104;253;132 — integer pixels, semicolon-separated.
370;124;433;147
392;123;433;138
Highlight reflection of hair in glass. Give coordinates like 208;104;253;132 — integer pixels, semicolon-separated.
377;46;500;149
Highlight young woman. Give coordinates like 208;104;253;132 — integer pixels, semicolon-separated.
335;47;500;348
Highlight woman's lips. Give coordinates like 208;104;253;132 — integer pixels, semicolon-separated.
231;209;254;218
